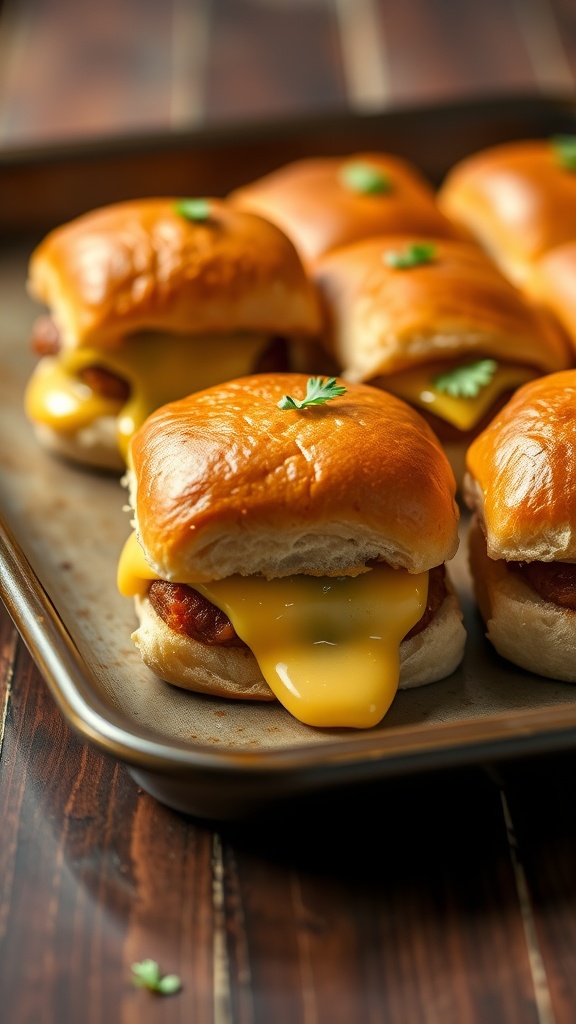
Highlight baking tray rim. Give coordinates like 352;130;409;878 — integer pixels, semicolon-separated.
3;510;576;782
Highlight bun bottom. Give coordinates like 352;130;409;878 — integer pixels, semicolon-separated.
468;516;576;683
31;420;124;473
132;585;466;703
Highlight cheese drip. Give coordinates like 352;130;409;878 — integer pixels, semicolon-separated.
117;531;428;730
25;331;270;459
382;360;536;430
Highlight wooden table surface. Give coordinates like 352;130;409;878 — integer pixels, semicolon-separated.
2;2;576;1022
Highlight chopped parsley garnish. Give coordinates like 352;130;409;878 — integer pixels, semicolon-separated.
551;135;576;171
278;376;347;410
131;959;182;995
384;242;436;269
433;359;498;399
339;161;392;195
174;197;211;221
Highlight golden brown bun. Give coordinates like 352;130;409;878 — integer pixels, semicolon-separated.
128;373;460;581
468;515;576;683
438;139;576;288
464;369;576;561
27;197;323;348
132;585;466;698
312;234;571;383
229;153;462;265
526;241;576;358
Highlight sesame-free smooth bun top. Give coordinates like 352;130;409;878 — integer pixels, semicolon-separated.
27;197;322;348
464;369;576;561
527;240;576;356
229;153;461;265
438;139;576;285
312;235;571;382
129;373;460;581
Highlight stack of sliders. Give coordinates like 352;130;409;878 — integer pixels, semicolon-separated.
229;152;463;266
311;234;572;485
464;369;576;682
438;135;576;291
117;373;466;729
24;197;323;472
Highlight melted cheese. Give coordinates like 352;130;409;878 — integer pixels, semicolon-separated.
118;531;428;729
118;531;162;597
25;331;270;459
383;361;537;430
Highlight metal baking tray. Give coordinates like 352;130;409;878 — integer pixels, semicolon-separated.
2;94;576;820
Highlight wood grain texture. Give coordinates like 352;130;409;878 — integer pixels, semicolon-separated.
219;774;543;1024
0;598;563;1024
0;604;218;1023
374;0;539;104
2;0;576;148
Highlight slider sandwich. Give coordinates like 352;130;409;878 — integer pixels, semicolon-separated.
229;152;462;266
312;234;571;484
24;197;322;471
464;369;576;682
438;135;576;290
117;373;466;729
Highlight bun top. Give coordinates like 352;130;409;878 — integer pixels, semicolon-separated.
27;198;323;349
312;234;571;382
438;139;576;287
230;153;461;265
527;240;576;357
464;369;576;561
128;373;459;581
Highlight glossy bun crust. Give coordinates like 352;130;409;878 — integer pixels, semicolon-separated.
439;139;576;287
464;369;576;562
230;153;461;265
527;240;576;357
312;235;570;383
129;373;460;581
27;198;322;348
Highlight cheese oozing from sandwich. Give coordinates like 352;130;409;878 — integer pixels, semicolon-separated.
118;531;429;729
375;360;537;431
24;330;271;460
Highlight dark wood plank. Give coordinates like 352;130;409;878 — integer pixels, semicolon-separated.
220;770;541;1024
497;754;576;1024
4;0;574;151
0;597;554;1024
375;0;539;104
517;0;575;93
0;602;218;1024
0;0;347;147
0;0;179;145
204;0;346;121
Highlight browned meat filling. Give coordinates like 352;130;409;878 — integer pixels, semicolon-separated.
508;561;576;610
149;581;248;647
252;336;290;373
403;563;447;640
78;366;131;401
148;564;447;649
31;315;60;355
